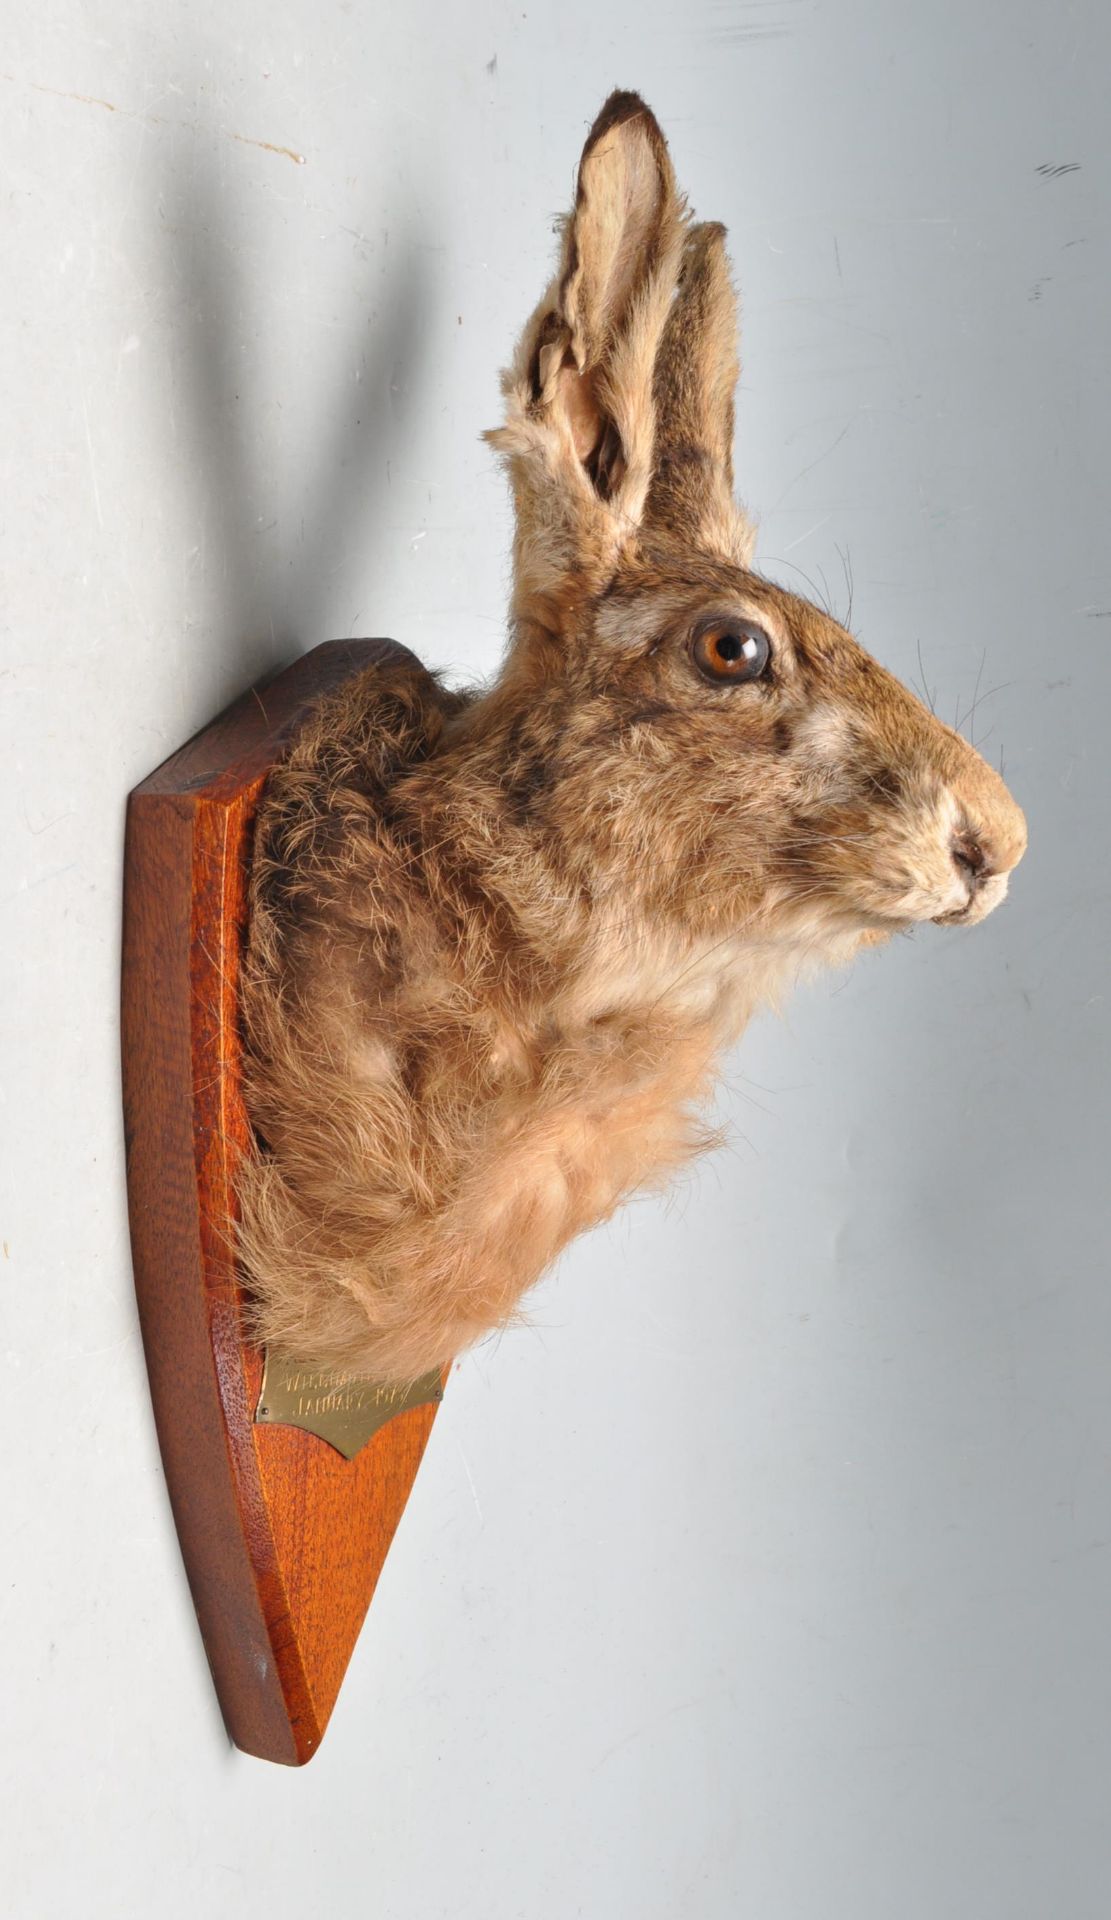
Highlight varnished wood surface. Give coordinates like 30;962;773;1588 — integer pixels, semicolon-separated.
122;640;445;1765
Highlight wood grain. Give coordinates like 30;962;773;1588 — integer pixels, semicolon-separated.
122;641;445;1765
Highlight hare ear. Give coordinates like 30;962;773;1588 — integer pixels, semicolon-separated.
488;92;688;635
641;221;755;565
554;91;683;491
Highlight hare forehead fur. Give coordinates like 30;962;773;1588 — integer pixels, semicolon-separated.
237;90;1027;1384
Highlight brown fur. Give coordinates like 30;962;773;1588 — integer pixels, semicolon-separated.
238;93;1027;1383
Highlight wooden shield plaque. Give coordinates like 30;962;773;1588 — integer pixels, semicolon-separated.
122;640;446;1765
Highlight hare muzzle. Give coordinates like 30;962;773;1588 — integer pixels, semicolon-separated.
933;756;1028;927
876;683;1027;929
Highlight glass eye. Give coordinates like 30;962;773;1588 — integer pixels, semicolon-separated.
691;619;771;684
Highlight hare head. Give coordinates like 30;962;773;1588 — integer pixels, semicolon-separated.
240;91;1026;1386
485;91;1025;999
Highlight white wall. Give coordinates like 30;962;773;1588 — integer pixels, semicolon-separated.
3;3;1108;1915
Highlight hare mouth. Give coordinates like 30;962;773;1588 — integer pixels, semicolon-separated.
931;870;1008;927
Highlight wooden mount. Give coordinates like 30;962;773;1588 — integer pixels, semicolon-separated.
122;641;444;1765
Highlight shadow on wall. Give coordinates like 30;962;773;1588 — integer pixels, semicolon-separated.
122;117;435;1747
160;129;432;696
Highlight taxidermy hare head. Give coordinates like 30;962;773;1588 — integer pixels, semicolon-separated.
239;91;1026;1383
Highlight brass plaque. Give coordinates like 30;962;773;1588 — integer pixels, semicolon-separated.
254;1351;443;1460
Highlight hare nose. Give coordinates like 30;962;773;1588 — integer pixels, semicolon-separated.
951;831;990;885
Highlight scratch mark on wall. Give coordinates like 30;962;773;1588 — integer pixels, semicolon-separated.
590;1693;711;1775
703;0;808;43
23;802;77;836
1036;161;1081;178
0;70;306;165
15;860;79;899
778;513;833;553
29;79;118;112
454;1439;484;1524
771;419;853;511
229;131;306;166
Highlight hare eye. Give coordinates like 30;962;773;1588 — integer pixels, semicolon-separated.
692;620;771;685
